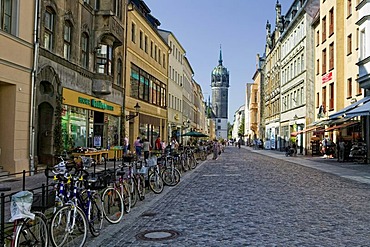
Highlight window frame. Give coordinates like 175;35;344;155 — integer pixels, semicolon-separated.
63;21;72;60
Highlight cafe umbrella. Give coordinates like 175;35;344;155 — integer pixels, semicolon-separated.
181;131;209;138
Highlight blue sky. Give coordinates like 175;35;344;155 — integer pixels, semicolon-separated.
144;0;293;121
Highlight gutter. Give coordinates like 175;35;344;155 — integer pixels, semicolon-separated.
30;0;40;175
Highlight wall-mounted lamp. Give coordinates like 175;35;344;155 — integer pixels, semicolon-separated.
183;119;190;128
125;102;140;121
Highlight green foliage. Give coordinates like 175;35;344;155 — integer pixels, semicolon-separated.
54;94;63;155
238;117;245;137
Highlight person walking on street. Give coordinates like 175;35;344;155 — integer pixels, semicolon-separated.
123;136;129;155
338;138;345;162
238;137;242;149
212;139;220;160
134;137;142;158
155;136;162;151
142;138;151;160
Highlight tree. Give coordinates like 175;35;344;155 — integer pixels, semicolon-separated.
238;117;245;137
227;122;233;139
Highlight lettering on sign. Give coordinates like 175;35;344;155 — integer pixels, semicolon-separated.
78;97;114;111
322;72;332;84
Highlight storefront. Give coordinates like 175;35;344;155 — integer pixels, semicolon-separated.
62;88;122;151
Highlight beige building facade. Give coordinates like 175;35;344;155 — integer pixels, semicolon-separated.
158;30;185;141
314;0;362;143
0;1;35;173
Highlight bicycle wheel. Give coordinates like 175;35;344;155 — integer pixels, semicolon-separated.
148;172;164;194
89;193;104;236
136;175;145;200
50;204;87;247
161;168;181;186
122;182;132;213
190;155;197;169
101;187;124;224
14;212;49;247
128;178;138;208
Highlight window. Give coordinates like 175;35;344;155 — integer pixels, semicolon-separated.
131;22;136;43
322;16;326;42
322;49;327;74
316;59;320;75
96;44;112;75
360;29;366;60
329;83;334;110
316;30;320;46
81;33;89;68
347;34;352;55
150;41;153;58
347;0;352;17
301;54;304;71
329;42;334;70
347;78;352;98
158;49;161;65
63;21;72;60
114;0;122;20
154;45;157;61
356;74;362;95
163;54;166;68
144;35;148;53
0;0;17;34
130;63;167;107
116;59;122;86
44;8;55;50
322;86;327;111
316;92;320;108
329;8;334;36
139;30;143;49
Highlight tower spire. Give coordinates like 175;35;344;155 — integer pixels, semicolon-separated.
218;44;223;65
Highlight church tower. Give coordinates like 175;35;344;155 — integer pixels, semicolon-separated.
211;46;229;139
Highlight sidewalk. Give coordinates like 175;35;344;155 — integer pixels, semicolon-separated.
242;145;370;185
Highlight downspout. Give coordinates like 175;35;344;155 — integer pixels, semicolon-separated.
30;0;40;175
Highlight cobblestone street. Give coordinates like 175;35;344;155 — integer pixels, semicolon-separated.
88;146;370;247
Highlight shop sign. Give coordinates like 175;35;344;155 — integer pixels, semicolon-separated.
63;88;121;116
322;72;332;84
78;97;114;111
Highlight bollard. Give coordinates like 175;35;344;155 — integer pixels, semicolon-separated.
23;170;26;191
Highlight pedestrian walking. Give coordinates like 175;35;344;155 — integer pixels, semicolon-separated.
142;138;151;160
123;136;129;155
338;138;345;162
212;139;220;160
134;137;142;158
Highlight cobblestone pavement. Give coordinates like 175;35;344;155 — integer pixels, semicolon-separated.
87;146;370;247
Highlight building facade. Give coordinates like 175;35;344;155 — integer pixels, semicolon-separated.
158;30;185;141
36;0;125;166
125;0;169;148
232;105;245;140
211;48;229;139
280;0;319;154
0;0;35;173
314;0;362;143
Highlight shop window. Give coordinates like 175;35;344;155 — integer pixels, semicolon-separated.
96;44;112;75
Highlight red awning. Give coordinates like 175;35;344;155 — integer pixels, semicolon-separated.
325;121;359;131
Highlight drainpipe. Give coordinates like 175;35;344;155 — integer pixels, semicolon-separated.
30;0;40;175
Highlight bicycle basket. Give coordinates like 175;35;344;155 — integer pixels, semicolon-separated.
138;166;148;174
146;157;157;167
10;191;35;222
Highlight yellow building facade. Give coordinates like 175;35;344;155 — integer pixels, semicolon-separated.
125;1;169;148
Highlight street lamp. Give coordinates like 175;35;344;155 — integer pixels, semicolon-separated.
125;102;140;121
